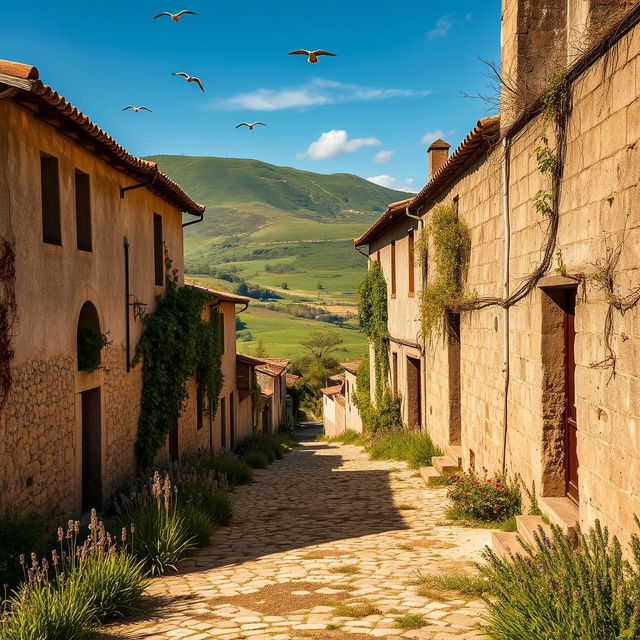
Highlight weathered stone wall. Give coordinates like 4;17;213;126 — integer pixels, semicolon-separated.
0;356;76;517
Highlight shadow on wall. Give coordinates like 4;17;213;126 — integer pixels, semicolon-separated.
175;439;409;576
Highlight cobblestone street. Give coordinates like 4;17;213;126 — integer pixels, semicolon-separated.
101;427;491;640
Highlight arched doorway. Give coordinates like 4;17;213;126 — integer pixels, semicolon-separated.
77;301;103;511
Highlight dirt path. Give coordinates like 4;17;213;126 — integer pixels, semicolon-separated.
100;428;490;639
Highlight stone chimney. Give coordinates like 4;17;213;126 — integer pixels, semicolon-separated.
427;139;451;179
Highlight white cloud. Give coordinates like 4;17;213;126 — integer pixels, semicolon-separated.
212;78;429;111
421;129;445;146
298;130;382;160
366;175;417;192
426;16;454;40
373;150;395;164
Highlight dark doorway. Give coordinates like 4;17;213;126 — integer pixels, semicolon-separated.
563;290;579;503
229;393;236;449
406;357;422;430
81;387;102;512
447;312;462;445
169;419;179;462
262;404;271;433
220;396;227;449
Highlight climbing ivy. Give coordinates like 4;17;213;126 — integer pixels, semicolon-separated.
357;260;389;400
417;205;471;340
133;257;224;467
251;370;263;430
77;327;110;373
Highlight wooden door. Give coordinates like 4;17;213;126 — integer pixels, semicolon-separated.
564;290;579;503
81;388;102;512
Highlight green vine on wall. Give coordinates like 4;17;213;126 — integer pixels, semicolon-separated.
133;254;224;467
0;237;16;410
251;370;264;430
357;260;389;401
416;205;471;341
77;327;111;373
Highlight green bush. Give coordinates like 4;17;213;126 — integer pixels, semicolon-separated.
180;506;215;548
317;429;365;445
243;451;269;469
196;456;253;486
73;551;146;623
368;430;442;468
114;472;196;575
203;491;233;526
0;511;50;587
447;469;521;522
2;577;94;640
481;519;640;639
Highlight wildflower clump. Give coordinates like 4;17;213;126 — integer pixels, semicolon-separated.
447;468;521;522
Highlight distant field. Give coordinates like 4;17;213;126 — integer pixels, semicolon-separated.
149;155;410;361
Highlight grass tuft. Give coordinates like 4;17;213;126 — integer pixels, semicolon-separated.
333;602;381;618
395;614;427;630
317;430;365;445
330;563;359;574
415;571;492;600
367;431;442;468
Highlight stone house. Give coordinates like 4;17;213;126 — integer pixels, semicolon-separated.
0;57;235;520
183;285;254;453
354;2;640;544
321;361;363;437
255;358;290;432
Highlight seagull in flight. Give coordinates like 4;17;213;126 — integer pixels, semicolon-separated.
236;122;266;130
172;72;204;92
153;10;197;22
122;105;152;112
288;49;337;64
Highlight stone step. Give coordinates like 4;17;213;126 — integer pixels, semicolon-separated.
447;445;463;467
491;531;528;561
540;497;579;534
419;466;443;487
516;515;553;548
432;455;459;476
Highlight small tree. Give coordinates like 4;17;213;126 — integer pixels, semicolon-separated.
300;330;343;362
252;339;267;358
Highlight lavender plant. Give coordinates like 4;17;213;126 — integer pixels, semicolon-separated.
481;519;640;639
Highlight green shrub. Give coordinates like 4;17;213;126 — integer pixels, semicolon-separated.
243;451;269;469
73;551;146;622
2;577;94;640
195;456;253;486
447;469;521;522
481;520;640;639
0;511;50;587
114;472;196;575
204;491;233;526
180;506;215;548
317;430;365;445
368;431;442;468
234;433;289;463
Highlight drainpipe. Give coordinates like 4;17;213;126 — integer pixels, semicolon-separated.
501;137;511;472
182;212;204;228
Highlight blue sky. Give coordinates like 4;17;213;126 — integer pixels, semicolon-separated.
3;1;500;192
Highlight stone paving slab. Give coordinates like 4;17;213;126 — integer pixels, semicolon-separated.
100;429;491;639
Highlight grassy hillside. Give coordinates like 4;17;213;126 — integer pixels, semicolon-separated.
147;155;412;359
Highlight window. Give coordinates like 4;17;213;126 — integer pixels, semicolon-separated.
75;170;92;251
391;241;396;296
196;386;204;430
408;230;415;296
153;214;163;286
40;153;61;245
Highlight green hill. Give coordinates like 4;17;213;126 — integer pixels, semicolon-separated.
145;155;412;359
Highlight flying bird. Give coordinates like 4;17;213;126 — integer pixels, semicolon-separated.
288;49;337;64
122;105;152;112
235;122;266;130
153;10;197;21
171;72;204;92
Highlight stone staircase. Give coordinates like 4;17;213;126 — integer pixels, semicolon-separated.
419;445;462;486
491;505;578;560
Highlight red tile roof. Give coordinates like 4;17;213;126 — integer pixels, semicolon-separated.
255;358;290;376
340;361;361;374
187;283;250;306
0;59;205;216
286;373;299;388
354;116;500;246
320;385;342;397
237;353;264;366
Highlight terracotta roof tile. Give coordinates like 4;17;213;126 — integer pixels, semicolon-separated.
254;358;289;376
340;361;361;374
354;116;499;246
187;283;250;305
0;58;205;216
320;385;342;397
286;373;299;388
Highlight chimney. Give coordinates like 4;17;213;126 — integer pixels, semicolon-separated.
427;139;451;179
